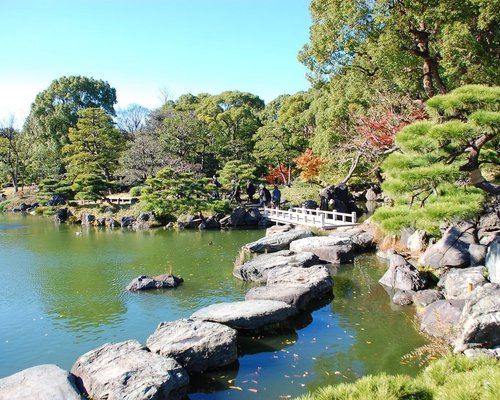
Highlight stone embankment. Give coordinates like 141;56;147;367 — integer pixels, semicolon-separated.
377;209;500;358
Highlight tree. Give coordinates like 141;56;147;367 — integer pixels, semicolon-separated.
63;108;126;182
0;117;34;192
196;91;264;162
373;85;499;236
119;130;169;184
116;104;150;135
218;160;256;186
25;76;117;174
299;0;500;97
294;148;326;183
141;168;213;222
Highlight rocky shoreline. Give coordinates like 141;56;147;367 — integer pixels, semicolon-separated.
1;211;499;398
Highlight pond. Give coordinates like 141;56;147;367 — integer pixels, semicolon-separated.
0;214;427;399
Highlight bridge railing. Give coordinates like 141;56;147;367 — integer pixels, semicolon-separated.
263;206;356;226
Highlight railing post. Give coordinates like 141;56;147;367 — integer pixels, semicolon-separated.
351;211;357;223
321;213;325;227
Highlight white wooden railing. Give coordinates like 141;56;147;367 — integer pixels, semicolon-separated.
263;206;357;228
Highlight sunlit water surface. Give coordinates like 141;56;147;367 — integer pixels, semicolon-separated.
0;214;427;399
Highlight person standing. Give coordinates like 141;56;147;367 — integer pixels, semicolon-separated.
259;184;271;207
319;184;333;211
246;180;256;203
272;185;281;209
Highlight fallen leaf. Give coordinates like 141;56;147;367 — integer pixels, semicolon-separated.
229;386;242;391
248;388;258;393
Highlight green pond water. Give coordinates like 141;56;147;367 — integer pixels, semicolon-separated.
0;213;427;399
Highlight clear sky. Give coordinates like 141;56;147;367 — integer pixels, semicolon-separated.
0;0;312;126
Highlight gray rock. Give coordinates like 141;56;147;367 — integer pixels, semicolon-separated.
437;266;487;299
54;208;72;224
412;289;444;308
147;319;237;373
419;299;465;341
132;222;151;230
246;265;333;310
47;194;66;206
379;254;428;291
176;215;201;229
469;244;487;265
121;216;136;228
454;283;500;352
199;216;221;230
138;212;154;222
245;229;313;253
376;249;396;260
245;285;312;309
229;207;247;226
126;274;184;291
190;300;297;331
400;227;416;248
486;237;500;283
81;213;95;226
365;188;377;201
418;222;477;269
266;224;293;236
244;207;262;226
330;227;376;250
407;230;427;254
266;265;333;298
71;340;188;400
463;348;500;359
0;364;83;400
233;250;320;283
290;236;355;264
105;218;119;228
392;290;415;305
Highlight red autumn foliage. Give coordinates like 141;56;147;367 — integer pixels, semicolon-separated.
264;164;294;185
357;108;427;149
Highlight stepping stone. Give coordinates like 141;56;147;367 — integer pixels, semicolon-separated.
147;319;237;373
190;300;297;332
71;340;189;400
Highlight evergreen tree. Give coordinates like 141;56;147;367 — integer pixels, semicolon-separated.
63;108;126;182
373;85;499;236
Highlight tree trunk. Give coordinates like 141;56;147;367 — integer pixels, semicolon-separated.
423;58;436;98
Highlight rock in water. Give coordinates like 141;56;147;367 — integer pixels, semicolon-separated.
126;274;183;291
0;364;83;400
71;340;189;400
147;319;237;373
233;250;320;283
190;300;297;332
245;229;313;253
378;254;428;291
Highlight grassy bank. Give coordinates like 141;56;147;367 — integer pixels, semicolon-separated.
297;355;499;400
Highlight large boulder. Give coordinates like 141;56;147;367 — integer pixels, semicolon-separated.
54;208;72;224
266;224;293;236
331;227;376;250
478;206;500;245
392;290;415;306
246;265;333;310
47;194;66;206
121;216;136;228
418;222;477;269
126;274;183;291
378;254;428;291
412;289;444;308
245;207;262;226
437;266;487;300
228;207;247;226
71;340;189;400
407;230;427;254
80;213;95;226
198;216;221;230
454;283;500;352
190;300;297;332
289;236;355;264
245;229;313;253
233;250;320;283
419;299;465;341
486;237;500;284
0;364;83;400
147;319;237;373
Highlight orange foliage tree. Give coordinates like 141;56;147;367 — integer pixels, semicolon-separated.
294;148;325;182
264;164;294;185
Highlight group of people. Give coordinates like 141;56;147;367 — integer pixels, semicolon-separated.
211;176;281;208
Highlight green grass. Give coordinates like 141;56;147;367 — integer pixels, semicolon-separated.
296;355;500;400
281;181;323;206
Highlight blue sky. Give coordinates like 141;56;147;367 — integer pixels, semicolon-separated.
0;0;312;126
